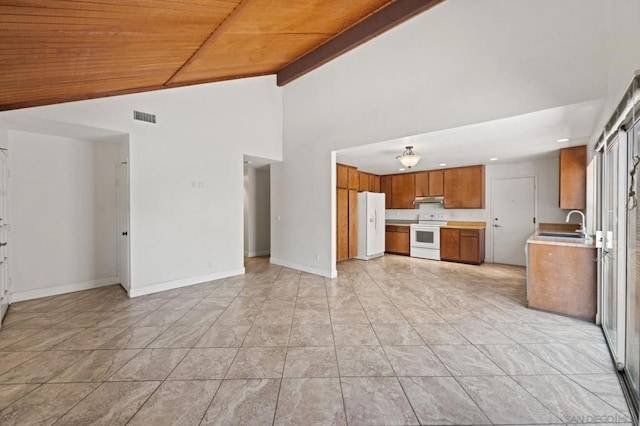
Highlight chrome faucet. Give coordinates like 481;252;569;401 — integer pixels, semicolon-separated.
566;210;588;239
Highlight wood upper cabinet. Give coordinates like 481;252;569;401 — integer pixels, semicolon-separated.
443;165;485;209
428;170;444;196
440;227;485;264
337;163;349;189
414;172;429;197
348;189;358;258
391;173;416;209
348;167;359;190
359;172;369;192
559;145;587;209
381;175;392;208
372;175;381;193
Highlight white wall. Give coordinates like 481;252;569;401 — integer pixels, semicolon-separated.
9;131;119;301
385;157;574;262
274;0;608;277
244;167;271;257
1;76;282;297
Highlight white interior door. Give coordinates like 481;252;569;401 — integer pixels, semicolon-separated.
0;150;9;326
492;176;536;266
117;162;130;291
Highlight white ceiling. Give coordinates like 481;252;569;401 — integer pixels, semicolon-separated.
336;99;603;175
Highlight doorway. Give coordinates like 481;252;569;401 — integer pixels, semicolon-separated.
117;160;130;292
491;176;536;265
243;156;272;261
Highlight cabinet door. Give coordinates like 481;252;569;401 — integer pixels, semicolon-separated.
359;172;369;192
414;172;429;197
381;176;392;208
348;189;358;258
373;175;381;193
460;232;479;263
385;231;397;253
559;145;586;209
397;232;410;255
443;165;484;209
337;164;349;189
368;174;376;192
428;170;444;196
391;174;416;209
337;188;349;260
440;228;460;260
348;167;359;190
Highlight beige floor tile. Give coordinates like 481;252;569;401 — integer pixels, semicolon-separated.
226;347;286;379
196;325;251;347
430;345;504;376
108;348;189;381
147;326;209;348
452;322;515;344
53;311;116;328
95;310;150;328
3;328;84;351
284;346;338;378
127;380;220;426
192;297;235;310
295;297;328;309
201;379;280;426
477;344;560;375
332;324;379;345
53;327;128;350
98;326;166;349
157;297;201;310
288;324;334;346
174;309;223;327
243;324;291;347
341;376;418;426
412;322;469;344
168;348;238;380
215;309;259;326
134;310;187;327
384;345;450;376
274;378;345;425
372;324;424;345
0;329;34;350
399;376;491;425
0;350;91;383
0;383;39;411
0;383;98;426
0;351;40;375
50;349;141;382
55;381;160;426
335;346;394;377
292;308;331;324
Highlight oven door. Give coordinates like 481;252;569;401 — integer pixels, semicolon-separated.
410;225;440;249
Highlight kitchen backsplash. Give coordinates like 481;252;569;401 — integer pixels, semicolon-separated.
385;203;486;221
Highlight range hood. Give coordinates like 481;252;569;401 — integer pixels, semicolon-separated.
413;196;444;204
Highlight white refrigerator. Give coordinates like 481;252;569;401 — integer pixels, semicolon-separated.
356;192;386;260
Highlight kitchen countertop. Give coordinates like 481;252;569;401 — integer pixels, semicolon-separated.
527;229;595;248
385;220;417;226
442;221;486;229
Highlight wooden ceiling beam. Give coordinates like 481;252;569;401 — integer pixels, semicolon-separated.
276;0;445;86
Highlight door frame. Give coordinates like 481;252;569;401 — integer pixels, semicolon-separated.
116;159;131;294
490;175;538;264
0;148;9;325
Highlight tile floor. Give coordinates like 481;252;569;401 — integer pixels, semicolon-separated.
0;255;632;425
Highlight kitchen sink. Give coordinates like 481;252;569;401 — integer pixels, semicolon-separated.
538;232;582;238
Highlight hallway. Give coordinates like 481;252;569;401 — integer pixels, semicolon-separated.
0;255;631;425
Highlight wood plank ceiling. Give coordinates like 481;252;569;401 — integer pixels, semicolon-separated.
0;0;443;111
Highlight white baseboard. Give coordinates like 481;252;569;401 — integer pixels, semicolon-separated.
246;250;270;258
128;268;245;298
10;277;120;303
269;257;336;278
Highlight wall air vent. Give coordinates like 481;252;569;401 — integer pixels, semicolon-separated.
133;110;156;124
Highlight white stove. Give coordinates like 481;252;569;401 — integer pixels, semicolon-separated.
410;213;448;260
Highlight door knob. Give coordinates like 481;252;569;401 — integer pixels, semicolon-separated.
494;224;502;228
122;232;128;236
0;242;7;246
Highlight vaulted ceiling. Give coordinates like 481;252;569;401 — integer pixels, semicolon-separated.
1;0;443;111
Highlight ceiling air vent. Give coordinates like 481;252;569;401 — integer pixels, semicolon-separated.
133;110;156;124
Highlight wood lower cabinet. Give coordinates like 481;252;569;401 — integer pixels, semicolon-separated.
440;227;485;264
559;145;586;209
443;165;484;209
337;188;349;261
385;225;410;255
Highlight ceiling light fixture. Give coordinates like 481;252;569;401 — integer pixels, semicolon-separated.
439;163;447;167
398;168;406;171
396;146;421;169
557;138;570;143
489;157;498;161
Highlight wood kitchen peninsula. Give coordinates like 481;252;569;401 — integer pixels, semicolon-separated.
526;225;597;320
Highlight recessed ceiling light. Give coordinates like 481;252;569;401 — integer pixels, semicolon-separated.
489;157;498;161
557;138;570;143
398;168;406;171
439;163;447;167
